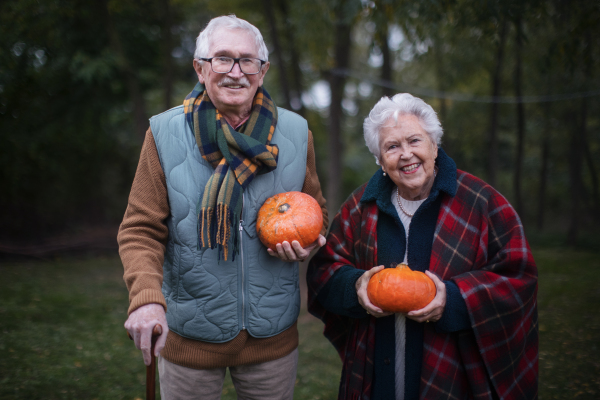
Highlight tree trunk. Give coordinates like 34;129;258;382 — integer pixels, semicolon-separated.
583;132;599;221
277;0;305;115
568;29;594;243
379;24;393;98
263;0;292;110
160;0;174;110
513;17;525;220
487;19;508;187
582;31;599;221
434;37;449;155
327;21;352;211
567;106;584;245
536;102;551;230
105;2;148;141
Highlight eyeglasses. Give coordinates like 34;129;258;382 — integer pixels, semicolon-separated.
199;57;266;75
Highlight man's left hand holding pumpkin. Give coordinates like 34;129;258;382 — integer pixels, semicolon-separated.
267;235;326;262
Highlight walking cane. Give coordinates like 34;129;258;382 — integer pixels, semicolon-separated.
147;325;162;400
128;325;162;400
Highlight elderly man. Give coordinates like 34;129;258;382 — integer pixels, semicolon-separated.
118;15;327;399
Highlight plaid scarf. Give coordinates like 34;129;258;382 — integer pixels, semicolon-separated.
308;154;538;399
183;82;278;260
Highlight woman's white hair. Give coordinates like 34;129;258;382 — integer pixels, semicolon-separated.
194;15;269;62
363;93;443;164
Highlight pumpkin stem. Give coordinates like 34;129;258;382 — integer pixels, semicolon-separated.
396;263;409;270
278;203;291;213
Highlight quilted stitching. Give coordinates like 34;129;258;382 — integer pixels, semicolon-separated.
151;106;308;343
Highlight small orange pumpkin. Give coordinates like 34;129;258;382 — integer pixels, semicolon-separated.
256;191;323;251
367;263;436;313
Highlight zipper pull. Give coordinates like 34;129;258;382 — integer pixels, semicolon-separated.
239;220;243;231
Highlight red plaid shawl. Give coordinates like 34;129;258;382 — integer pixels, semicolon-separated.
307;170;538;400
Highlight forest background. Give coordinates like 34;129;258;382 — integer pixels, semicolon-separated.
1;0;599;251
1;1;600;398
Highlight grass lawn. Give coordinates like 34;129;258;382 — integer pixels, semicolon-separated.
0;246;598;399
534;247;600;399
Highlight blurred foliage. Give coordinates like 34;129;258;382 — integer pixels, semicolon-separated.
1;0;154;239
1;0;599;244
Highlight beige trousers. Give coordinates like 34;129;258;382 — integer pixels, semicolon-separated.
157;349;299;400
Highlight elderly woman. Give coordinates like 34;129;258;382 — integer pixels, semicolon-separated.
307;93;538;400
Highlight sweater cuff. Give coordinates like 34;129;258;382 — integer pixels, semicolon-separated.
342;268;368;317
316;265;367;318
434;281;471;333
128;288;167;315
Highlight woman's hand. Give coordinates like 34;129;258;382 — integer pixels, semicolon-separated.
267;234;326;262
407;270;446;323
355;265;394;318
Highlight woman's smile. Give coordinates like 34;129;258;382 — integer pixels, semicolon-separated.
400;163;421;173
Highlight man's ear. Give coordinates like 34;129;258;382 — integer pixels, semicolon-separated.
258;61;270;87
193;59;206;84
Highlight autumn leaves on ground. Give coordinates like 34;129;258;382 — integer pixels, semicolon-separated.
0;246;599;399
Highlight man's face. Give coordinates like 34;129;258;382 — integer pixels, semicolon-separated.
193;28;269;119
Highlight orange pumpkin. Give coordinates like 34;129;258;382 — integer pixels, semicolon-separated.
256;191;323;251
367;263;436;313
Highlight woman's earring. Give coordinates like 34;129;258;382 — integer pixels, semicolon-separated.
383;171;386;176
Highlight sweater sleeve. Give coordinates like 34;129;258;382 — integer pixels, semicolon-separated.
434;281;471;333
301;130;329;235
316;265;367;318
118;128;169;314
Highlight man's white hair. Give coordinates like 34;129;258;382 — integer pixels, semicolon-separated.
363;93;443;164
194;15;269;62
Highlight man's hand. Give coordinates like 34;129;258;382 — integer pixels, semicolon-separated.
124;303;169;366
267;234;326;262
355;265;394;318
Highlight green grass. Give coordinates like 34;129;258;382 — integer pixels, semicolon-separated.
0;247;598;399
534;247;600;399
0;256;146;399
0;255;340;400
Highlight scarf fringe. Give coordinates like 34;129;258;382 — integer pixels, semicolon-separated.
198;205;239;261
199;207;214;249
216;203;232;260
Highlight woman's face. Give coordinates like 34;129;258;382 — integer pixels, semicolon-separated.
378;114;438;200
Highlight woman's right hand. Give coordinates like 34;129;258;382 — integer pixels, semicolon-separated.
355;265;394;318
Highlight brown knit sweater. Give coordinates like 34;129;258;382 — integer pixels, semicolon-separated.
118;127;328;369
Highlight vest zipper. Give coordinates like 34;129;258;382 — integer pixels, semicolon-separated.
239;219;245;329
240;194;246;330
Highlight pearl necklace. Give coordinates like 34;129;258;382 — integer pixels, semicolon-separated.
395;169;436;217
396;188;414;217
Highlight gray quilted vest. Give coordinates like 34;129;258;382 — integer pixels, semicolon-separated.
150;105;308;343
